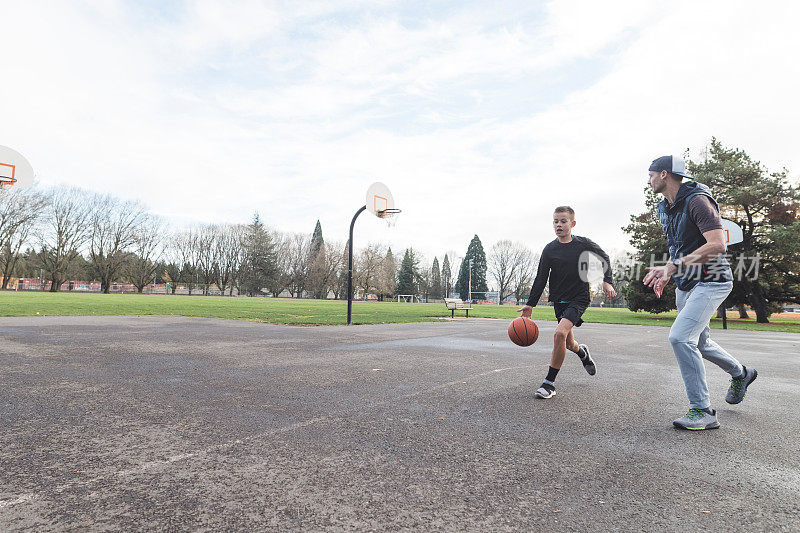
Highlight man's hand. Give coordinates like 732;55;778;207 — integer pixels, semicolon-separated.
643;263;676;297
518;305;533;318
603;282;616;299
643;263;675;286
652;276;669;298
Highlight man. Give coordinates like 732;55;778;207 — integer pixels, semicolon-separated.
643;155;758;430
519;206;616;399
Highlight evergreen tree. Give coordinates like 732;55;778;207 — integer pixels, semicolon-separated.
311;220;324;255
430;257;442;299
240;213;278;296
163;262;181;294
455;259;467;299
441;254;452;298
455;235;488;301
180;261;198;295
309;220;327;299
397;248;417;296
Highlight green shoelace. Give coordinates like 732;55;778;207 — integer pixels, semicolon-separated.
729;376;745;394
686;408;706;421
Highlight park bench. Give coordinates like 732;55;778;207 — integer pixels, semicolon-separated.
444;298;473;318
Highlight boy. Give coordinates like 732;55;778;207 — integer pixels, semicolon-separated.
519;206;616;399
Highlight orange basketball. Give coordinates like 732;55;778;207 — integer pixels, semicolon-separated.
508;317;539;347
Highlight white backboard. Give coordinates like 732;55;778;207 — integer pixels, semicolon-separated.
0;146;34;189
366;182;394;217
721;218;743;245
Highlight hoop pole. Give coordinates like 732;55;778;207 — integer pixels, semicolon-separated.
347;205;367;325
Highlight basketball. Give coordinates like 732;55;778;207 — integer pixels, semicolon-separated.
508;317;539;347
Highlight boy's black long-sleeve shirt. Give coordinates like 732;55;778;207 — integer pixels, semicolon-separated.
526;236;613;306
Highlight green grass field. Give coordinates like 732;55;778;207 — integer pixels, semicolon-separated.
1;291;798;332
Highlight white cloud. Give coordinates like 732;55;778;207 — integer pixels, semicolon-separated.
162;0;282;53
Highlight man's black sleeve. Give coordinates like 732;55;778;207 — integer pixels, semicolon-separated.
525;249;550;306
584;238;614;284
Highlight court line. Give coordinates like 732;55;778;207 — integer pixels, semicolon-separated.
0;494;34;509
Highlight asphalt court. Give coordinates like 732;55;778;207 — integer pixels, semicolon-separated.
1;316;798;531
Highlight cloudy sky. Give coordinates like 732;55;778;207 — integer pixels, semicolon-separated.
3;0;799;266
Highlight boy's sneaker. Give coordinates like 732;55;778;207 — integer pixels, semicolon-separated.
577;344;596;376
726;366;758;404
535;383;556;399
673;408;720;430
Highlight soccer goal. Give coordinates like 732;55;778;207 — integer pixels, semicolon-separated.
470;291;500;304
396;294;421;303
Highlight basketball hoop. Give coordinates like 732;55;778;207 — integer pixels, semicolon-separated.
347;182;400;325
377;208;402;227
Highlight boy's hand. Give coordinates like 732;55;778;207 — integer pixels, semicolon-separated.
603;282;616;299
518;305;533;318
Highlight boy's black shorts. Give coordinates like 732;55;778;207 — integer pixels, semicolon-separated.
554;300;588;327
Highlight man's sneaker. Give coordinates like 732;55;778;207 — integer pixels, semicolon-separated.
577;344;596;376
726;366;758;404
535;383;556;399
673;408;720;430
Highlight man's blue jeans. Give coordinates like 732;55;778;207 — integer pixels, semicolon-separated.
670;281;744;409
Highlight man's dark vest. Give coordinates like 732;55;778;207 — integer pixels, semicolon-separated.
657;181;733;291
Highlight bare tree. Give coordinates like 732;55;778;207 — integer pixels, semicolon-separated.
216;224;244;296
174;225;219;295
162;231;184;294
89;194;148;293
286;233;311;298
331;242;350;300
512;247;538;305
0;189;47;288
355;243;385;298
173;229;199;294
323;240;347;299
193;225;219;295
37;187;91;292
413;251;431;302
418;266;432;302
488;240;527;304
265;230;290;297
126;215;166;293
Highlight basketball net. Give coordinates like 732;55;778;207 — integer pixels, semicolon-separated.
378;208;401;228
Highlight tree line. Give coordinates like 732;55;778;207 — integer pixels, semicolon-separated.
0;186;544;302
0;187;347;298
